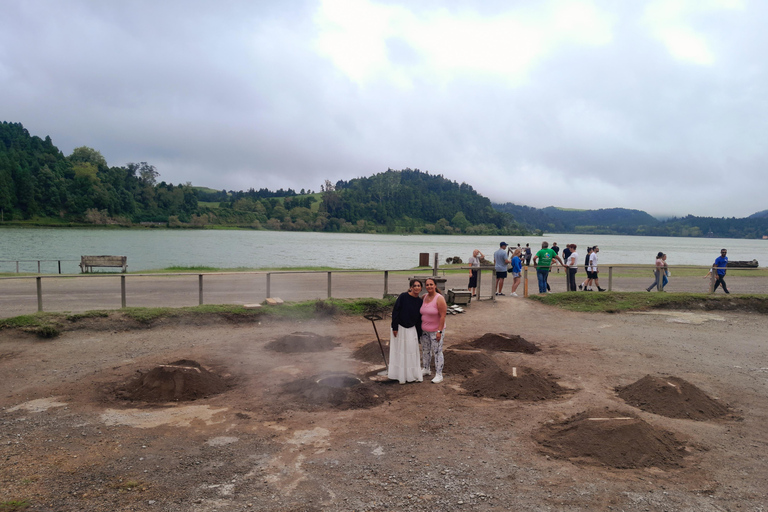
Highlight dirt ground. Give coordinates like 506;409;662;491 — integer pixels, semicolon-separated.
2;297;767;511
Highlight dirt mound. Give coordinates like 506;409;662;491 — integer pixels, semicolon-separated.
116;360;229;403
462;367;565;400
455;333;540;353
534;409;689;469
444;349;499;377
616;375;731;420
279;373;387;411
351;341;389;364
265;332;338;353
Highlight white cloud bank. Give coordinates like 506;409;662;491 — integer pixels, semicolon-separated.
1;0;765;217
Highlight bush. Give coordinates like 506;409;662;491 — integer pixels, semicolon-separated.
36;325;60;339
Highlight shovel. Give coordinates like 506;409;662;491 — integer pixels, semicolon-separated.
363;312;388;371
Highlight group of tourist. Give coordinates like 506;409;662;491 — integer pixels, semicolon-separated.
483;240;606;295
388;277;447;385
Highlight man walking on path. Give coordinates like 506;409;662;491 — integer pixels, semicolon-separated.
710;248;730;294
584;246;606;292
494;242;511;296
579;246;592;291
532;241;564;294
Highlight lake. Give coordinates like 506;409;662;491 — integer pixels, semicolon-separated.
0;228;766;273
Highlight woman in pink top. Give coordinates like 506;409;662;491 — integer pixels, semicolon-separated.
420;277;447;383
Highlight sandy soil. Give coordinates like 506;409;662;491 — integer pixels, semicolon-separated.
1;297;767;511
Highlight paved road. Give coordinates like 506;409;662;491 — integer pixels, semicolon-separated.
1;268;765;319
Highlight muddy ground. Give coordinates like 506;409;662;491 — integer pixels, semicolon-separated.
1;297;767;511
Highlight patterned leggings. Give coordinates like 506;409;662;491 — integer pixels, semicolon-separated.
420;331;444;375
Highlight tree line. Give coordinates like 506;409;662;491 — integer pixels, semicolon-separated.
1;122;197;224
0;122;528;234
494;202;768;239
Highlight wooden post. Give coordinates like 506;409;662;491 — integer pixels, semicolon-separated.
477;268;482;300
433;253;438;277
384;270;389;297
492;271;497;301
608;266;613;291
710;267;716;293
199;274;203;305
266;273;271;298
36;277;43;312
327;271;332;299
38;261;41;274
16;261;19;273
523;267;528;297
58;260;62;274
121;275;126;308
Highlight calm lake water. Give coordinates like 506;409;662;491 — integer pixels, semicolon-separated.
1;228;766;273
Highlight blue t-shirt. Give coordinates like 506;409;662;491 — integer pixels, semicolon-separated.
714;255;728;276
511;256;522;273
494;248;508;272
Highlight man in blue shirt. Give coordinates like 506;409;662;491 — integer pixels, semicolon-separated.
712;248;730;294
494;242;510;296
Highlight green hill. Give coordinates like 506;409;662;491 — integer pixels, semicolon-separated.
2;120;766;238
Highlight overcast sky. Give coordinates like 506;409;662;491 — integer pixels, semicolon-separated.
2;0;765;218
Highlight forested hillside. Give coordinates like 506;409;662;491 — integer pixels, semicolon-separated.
0;121;197;224
3;121;764;237
0;122;526;234
321;170;518;233
493;202;768;239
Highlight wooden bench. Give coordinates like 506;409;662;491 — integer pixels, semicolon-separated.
80;255;127;273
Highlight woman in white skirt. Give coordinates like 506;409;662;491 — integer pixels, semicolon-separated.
389;279;424;384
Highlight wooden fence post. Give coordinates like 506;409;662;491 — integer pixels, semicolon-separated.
199;274;203;305
121;276;126;308
523;267;528;297
36;277;43;312
327;272;332;299
477;268;482;300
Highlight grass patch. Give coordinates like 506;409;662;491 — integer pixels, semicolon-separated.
0;501;31;511
528;292;768;314
36;325;60;338
0;314;49;329
258;298;396;320
67;311;110;322
0;297;392;332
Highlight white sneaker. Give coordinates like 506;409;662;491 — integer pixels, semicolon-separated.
431;374;443;384
510;292;518;297
422;368;431;376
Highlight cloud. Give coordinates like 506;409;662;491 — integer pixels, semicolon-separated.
1;0;766;217
314;0;614;87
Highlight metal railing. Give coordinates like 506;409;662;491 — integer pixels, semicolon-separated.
0;265;764;317
0;259;78;274
0;269;421;315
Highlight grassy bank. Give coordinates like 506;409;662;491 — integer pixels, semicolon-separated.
528;291;768;313
0;297;397;337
